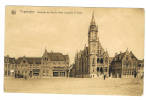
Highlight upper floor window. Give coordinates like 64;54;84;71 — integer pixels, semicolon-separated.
97;58;100;63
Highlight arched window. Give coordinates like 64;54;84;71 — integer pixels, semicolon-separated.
100;58;103;63
97;58;100;63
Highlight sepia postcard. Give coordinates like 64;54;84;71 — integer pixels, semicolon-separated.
4;6;144;96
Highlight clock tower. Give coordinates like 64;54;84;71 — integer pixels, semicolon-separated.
88;12;98;77
74;12;109;78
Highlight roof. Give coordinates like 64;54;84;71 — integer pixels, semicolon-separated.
16;57;41;64
112;51;138;63
130;52;138;60
47;52;69;61
114;52;126;61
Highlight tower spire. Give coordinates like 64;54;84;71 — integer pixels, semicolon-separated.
91;11;96;25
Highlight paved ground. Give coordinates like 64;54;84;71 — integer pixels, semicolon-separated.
4;77;143;96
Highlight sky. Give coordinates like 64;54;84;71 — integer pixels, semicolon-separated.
5;6;144;63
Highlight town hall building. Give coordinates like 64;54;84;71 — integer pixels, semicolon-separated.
72;13;110;78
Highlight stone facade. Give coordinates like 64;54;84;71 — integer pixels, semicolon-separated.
15;57;41;79
4;50;69;79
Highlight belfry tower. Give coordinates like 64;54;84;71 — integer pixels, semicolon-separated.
88;12;109;78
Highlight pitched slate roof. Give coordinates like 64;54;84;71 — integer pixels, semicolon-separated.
16;57;41;64
47;52;69;61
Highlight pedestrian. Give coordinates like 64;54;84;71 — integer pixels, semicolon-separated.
104;74;106;80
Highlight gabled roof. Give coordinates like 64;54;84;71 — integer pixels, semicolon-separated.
130;51;138;60
112;51;138;63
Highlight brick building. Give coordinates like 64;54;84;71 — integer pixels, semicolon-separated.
110;49;138;78
4;50;69;79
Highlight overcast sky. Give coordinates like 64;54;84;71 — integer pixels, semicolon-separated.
5;6;144;63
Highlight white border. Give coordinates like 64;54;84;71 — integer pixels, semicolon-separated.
0;0;146;100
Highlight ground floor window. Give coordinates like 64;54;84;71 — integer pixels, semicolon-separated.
33;73;39;76
96;67;103;73
33;69;40;76
53;72;59;77
97;67;99;72
60;72;65;77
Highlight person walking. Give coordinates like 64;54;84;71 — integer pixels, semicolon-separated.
104;74;106;80
134;71;137;78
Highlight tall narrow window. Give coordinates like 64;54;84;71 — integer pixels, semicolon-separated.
92;58;95;65
100;58;103;63
97;58;100;63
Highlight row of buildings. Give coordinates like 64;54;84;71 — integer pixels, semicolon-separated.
4;13;144;79
4;50;70;79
